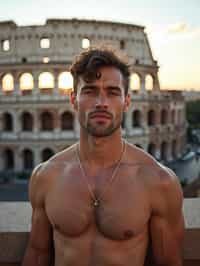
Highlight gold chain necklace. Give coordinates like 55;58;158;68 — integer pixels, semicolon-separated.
76;140;126;208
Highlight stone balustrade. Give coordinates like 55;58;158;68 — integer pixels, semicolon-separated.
0;198;200;266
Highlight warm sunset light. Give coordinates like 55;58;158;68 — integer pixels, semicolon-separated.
20;73;34;90
130;73;140;91
2;74;14;91
58;72;73;90
38;72;54;89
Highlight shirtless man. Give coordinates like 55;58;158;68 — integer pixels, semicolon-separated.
22;47;184;266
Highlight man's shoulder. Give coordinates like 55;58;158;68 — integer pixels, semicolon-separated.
126;142;179;186
29;144;77;195
33;143;77;178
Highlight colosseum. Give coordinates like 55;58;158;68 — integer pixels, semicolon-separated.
0;19;187;179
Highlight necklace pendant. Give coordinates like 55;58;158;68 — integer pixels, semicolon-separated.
93;199;99;207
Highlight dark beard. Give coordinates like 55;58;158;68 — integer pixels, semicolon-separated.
79;114;123;137
86;120;121;137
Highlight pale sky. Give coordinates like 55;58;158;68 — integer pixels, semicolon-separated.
0;0;200;90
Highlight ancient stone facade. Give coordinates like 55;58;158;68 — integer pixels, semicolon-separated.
0;19;187;176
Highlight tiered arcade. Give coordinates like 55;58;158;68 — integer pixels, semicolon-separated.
0;19;187;176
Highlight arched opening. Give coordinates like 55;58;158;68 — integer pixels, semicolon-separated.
145;74;153;91
4;149;14;170
3;113;13;131
38;72;54;93
160;141;168;161
58;72;73;94
61;111;74;130
21;112;33;131
23;149;34;170
2;73;14;93
132;110;141;127
148;143;156;157
148;110;155;126
20;73;34;95
161;109;168;125
82;38;90;49
42;148;54;162
129;73;140;91
41;112;54;131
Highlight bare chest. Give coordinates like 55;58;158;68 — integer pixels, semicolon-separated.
46;167;151;240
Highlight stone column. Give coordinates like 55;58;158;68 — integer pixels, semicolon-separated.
153;74;160;92
13;73;21;96
33;72;40;95
15;148;23;172
53;71;59;96
140;74;146;94
34;147;41;167
14;111;20;135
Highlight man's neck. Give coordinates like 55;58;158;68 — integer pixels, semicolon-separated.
79;130;124;168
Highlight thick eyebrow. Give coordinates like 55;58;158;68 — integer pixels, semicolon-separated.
107;86;122;92
81;85;98;91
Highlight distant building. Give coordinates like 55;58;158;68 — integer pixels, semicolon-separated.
182;90;200;102
0;19;187;177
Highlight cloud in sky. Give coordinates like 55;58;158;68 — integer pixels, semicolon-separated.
167;22;200;38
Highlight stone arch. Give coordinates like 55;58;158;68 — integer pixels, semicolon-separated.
40;111;54;131
22;149;34;170
148;110;156;126
61;111;74;130
2;73;14;92
41;148;54;162
160;141;168;161
21;112;33;131
3;148;14;170
148;143;156;157
132;110;142;127
145;74;153;91
3;112;13;131
129;73;140;91
19;73;34;91
38;72;54;89
161;109;168;125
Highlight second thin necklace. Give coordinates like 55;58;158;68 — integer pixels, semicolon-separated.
76;140;126;208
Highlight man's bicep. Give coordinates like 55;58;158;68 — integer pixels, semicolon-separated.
28;164;53;251
150;212;184;265
29;206;53;251
150;169;184;265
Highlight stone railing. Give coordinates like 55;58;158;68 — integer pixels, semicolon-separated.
0;199;200;266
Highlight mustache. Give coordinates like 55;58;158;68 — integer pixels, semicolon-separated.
89;111;113;118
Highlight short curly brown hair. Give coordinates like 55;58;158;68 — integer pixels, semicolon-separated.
70;46;130;95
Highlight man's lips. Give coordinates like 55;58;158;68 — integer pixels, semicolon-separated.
90;112;112;119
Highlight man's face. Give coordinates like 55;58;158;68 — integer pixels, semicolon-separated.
71;66;130;137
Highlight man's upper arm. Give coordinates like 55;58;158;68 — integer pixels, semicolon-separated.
22;164;53;266
150;167;185;266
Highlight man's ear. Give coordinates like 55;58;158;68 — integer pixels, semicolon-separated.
124;93;131;112
70;91;78;110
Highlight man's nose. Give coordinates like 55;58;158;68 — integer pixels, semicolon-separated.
95;94;109;109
